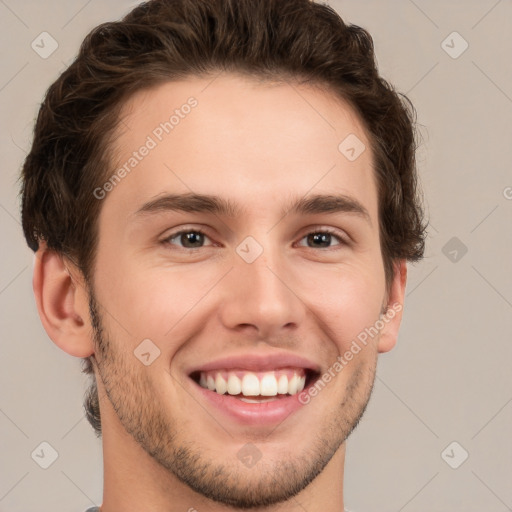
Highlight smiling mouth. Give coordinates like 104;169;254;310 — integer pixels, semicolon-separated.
189;368;319;403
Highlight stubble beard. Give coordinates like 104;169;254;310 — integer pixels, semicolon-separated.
88;291;377;509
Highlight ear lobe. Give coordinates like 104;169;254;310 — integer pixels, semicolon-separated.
377;260;407;354
33;242;94;358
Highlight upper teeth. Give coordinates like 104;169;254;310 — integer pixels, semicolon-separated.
198;370;306;397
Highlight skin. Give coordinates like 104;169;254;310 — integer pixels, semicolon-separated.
33;73;407;512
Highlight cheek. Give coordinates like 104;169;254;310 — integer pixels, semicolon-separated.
299;261;385;349
95;235;386;353
95;254;219;341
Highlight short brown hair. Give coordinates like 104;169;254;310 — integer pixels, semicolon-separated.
20;0;426;437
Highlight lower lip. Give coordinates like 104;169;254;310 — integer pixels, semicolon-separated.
190;379;308;426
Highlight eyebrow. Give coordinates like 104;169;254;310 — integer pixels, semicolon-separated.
133;192;371;225
285;193;371;225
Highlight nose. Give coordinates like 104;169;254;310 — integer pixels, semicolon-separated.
217;242;305;340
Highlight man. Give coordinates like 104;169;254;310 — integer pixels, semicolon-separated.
20;0;425;510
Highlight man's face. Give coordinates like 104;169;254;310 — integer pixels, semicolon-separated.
89;74;390;507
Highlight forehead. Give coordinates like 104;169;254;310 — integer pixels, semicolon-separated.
103;73;377;222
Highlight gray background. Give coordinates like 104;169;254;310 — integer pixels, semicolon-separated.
1;1;511;511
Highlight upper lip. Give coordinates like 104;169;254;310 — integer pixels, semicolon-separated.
187;352;321;375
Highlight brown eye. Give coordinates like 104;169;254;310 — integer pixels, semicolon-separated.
297;230;344;249
164;230;212;249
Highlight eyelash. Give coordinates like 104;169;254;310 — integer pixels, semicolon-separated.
161;227;348;250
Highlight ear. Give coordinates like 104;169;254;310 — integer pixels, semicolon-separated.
377;259;407;354
32;241;94;358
